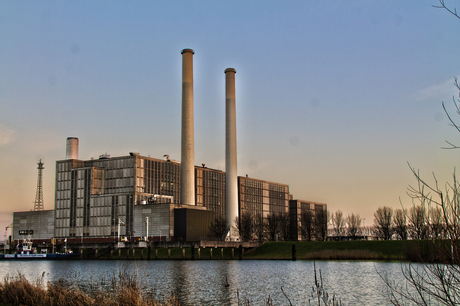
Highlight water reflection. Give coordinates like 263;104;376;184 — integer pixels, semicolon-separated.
0;260;407;305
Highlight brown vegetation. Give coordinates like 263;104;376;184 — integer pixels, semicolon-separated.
0;272;179;306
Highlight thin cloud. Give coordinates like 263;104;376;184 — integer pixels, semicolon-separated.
0;125;15;146
411;78;458;102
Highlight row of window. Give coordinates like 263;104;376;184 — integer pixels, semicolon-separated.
105;168;134;179
55;218;70;228
55;226;123;238
93;158;135;170
140;158;181;173
55;228;70;237
57;162;76;172
55;214;127;229
242;179;263;188
90;195;128;206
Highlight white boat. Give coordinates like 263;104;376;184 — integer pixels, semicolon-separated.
1;237;80;260
13;238;47;258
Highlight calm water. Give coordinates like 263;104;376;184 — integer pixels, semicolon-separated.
0;260;407;305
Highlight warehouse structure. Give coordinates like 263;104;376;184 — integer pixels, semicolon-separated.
12;210;54;242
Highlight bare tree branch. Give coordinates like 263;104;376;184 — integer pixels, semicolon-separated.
433;0;460;20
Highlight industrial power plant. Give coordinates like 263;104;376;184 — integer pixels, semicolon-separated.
6;49;326;254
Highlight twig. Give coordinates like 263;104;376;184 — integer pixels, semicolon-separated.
281;286;293;306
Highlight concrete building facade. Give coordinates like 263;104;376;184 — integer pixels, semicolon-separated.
54;152;217;240
12;210;54;241
53;145;319;241
238;176;291;218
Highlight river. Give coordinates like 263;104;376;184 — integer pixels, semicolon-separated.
0;260;409;305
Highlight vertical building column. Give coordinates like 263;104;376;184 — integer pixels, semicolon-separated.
180;49;195;205
225;68;238;238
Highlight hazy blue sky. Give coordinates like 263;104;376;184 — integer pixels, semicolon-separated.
1;1;460;233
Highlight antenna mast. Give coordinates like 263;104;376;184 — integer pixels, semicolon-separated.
33;159;44;211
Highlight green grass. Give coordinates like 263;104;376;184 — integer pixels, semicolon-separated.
244;240;422;260
86;240;432;261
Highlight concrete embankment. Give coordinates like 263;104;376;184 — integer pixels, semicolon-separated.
75;240;427;261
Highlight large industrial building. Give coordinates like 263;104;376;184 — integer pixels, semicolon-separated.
12;139;325;243
53;138;295;241
11;48;326;247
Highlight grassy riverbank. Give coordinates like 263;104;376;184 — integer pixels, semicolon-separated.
95;247;239;260
92;240;428;261
244;240;419;260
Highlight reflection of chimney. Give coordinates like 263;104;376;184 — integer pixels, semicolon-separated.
225;68;238;237
180;49;195;205
66;137;79;160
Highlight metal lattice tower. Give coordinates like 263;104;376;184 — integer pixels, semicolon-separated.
33;159;44;211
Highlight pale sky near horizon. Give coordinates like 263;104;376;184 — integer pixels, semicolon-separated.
1;1;460;235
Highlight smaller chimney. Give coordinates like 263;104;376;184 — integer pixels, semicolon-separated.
66;137;79;160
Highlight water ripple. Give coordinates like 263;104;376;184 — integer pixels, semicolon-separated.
0;260;408;305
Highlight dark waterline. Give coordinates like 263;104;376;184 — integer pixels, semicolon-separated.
0;260;405;305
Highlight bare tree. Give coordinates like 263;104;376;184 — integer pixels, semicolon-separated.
373;207;394;240
265;213;279;241
383;3;460;301
408;204;428;240
346;213;362;240
209;214;228;240
428;206;445;239
314;209;328;241
278;212;291;241
234;211;253;242
384;165;460;305
253;213;266;242
331;210;345;238
300;209;314;241
393;208;407;240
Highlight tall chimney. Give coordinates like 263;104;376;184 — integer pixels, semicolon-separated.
225;68;238;238
180;49;195;205
66;137;79;160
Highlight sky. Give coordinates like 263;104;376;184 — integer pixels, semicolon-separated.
1;0;460;235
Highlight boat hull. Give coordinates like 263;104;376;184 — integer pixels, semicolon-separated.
1;253;81;260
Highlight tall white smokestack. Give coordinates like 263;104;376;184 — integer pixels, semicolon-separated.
225;68;238;238
66;137;79;160
180;49;195;205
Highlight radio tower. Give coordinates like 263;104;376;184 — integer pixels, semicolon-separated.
33;159;44;211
